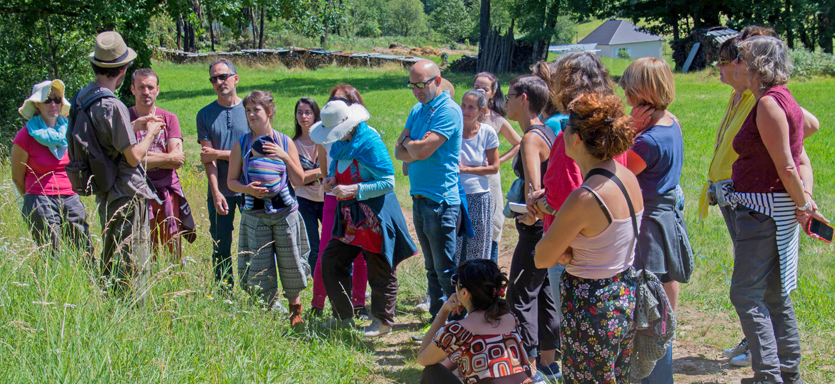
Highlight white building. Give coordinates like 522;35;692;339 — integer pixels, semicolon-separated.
579;19;665;59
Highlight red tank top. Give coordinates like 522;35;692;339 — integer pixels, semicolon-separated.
335;160;383;253
732;86;805;193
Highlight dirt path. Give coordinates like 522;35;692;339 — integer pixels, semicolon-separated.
365;209;755;383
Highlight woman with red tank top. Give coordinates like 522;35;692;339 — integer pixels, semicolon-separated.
728;35;826;384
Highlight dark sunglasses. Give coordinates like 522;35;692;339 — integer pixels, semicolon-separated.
733;53;744;64
450;273;459;288
560;118;570;132
407;76;438;90
41;97;62;105
506;92;521;100
209;73;234;83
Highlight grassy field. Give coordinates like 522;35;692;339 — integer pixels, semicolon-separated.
0;59;833;382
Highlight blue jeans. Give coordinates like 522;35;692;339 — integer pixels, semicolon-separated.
208;194;240;290
413;197;460;320
490;240;499;264
297;197;324;272
548;263;565;323
642;344;673;384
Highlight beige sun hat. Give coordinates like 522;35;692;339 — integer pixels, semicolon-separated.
309;100;371;145
18;79;71;120
89;31;137;68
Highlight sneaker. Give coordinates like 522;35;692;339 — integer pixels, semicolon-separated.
363;318;393;338
354;306;371;321
730;348;752;367
740;379;775;384
536;361;563;380
415;296;431;312
722;338;748;358
531;370;548;384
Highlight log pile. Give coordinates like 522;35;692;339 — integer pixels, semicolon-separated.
477;25;516;73
155;47;426;69
671;27;738;71
450;33;535;73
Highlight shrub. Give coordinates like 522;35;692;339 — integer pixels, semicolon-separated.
618;48;631;59
789;48;835;79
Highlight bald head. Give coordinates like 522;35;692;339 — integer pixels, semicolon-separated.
409;60;443;104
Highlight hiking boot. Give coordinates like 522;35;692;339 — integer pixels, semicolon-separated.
722;338;748;358
289;303;304;327
363;318;392;338
740;378;777;384
354;306;371;321
414;296;431;312
729;348;752;367
536;361;563;380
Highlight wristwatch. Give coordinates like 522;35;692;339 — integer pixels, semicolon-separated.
796;200;813;212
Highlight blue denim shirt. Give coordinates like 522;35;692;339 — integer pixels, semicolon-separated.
405;91;463;205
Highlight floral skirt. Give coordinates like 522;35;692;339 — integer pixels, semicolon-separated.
560;269;637;384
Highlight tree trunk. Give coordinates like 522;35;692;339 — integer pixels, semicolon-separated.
479;0;490;59
209;18;216;51
321;0;333;46
259;6;265;49
177;14;183;50
250;6;257;49
821;7;834;53
785;0;794;48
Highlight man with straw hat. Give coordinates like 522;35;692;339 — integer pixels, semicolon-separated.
73;31;164;304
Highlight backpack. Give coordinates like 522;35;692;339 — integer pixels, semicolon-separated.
64;88;119;196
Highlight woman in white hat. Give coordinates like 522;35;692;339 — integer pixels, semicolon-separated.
11;80;92;258
226;90;310;327
311;99;417;338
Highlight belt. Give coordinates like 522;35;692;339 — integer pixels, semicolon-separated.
413;194;427;199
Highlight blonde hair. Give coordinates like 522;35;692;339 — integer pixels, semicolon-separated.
619;57;675;110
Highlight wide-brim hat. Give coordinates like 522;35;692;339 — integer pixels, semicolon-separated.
89;31;137;68
18;79;71;120
309;100;370;145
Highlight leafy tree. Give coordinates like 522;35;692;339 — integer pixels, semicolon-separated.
430;0;477;42
381;0;430;36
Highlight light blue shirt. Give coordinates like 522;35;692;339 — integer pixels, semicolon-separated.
405;91;463;205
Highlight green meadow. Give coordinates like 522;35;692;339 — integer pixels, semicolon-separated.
0;59;833;382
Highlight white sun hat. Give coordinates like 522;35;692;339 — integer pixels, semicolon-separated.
18;79;71;120
309;100;370;145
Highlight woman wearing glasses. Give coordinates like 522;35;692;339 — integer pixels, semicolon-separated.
291;98;325;275
728;35;824;384
11;80;92;258
309;85;371;320
473;72;521;262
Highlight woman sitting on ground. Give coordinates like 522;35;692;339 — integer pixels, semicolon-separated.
227;90;310;326
418;259;533;384
533;93;643;384
11;79;92;259
311;99;417;338
455;90;500;263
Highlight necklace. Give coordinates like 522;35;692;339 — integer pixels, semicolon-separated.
714;92;742;151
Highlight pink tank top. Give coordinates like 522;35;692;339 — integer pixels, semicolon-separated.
566;186;642;279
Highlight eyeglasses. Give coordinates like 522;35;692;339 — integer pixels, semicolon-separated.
560;119;570;132
407;76;438;90
209;73;234;83
506;93;521;99
450;273;459;288
41;97;61;105
717;59;732;66
296;110;314;116
733;53;744;64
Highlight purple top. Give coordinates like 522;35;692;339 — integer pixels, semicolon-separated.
732;86;805;193
129;107;183;188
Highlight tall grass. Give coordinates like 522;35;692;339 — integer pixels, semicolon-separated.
1;61;833;382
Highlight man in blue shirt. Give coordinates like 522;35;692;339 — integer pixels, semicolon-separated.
395;60;463;321
196;58;250;294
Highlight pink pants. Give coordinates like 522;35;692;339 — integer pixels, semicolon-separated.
312;195;368;309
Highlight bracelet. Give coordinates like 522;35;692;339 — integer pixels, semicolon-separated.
796;200;812;212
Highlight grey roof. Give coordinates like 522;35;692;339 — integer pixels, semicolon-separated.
706;28;739;45
548;43;598;53
579;19;665;45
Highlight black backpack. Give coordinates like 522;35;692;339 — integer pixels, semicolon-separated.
65;88;120;196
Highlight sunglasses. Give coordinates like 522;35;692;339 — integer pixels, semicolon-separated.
506;93;521;99
450;273;459;288
41;97;61;105
407;76;438;90
209;73;234;83
733;53;744;64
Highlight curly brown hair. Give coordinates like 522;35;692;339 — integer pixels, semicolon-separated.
566;93;635;160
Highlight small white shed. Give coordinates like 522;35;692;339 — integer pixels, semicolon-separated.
579;20;665;59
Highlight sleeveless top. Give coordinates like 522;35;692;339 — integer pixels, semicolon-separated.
567;186;643;279
293;138;324;202
511;124;555;180
732;86;805;193
433;314;533;383
334;159;383;253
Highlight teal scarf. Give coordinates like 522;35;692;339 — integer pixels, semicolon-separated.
26;115;68;160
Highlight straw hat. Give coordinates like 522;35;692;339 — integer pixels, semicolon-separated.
309;100;370;145
89;31;137;68
18;79;71;120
